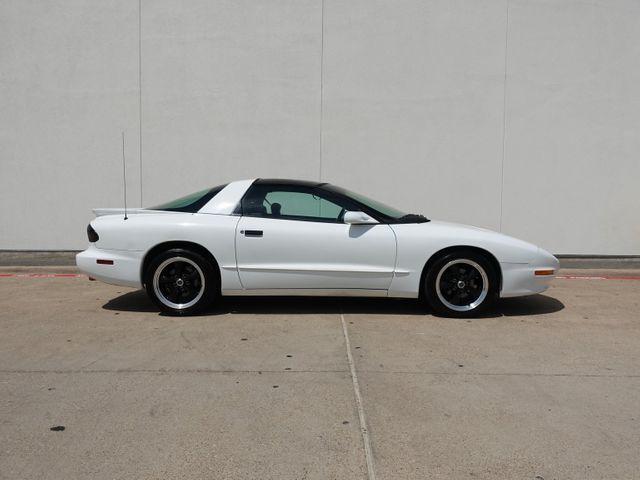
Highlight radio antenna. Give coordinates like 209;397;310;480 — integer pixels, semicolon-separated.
122;131;128;220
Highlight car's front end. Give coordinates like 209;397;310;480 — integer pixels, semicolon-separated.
422;222;560;299
499;247;560;298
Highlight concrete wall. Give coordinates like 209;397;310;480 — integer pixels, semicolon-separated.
1;0;639;254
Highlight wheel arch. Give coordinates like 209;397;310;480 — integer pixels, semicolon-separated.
141;240;221;289
419;245;502;297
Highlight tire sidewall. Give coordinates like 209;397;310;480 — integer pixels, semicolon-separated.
144;248;218;315
425;251;497;317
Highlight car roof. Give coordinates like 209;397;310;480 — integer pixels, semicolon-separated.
254;178;328;187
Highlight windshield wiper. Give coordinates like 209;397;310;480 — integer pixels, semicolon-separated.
397;213;429;223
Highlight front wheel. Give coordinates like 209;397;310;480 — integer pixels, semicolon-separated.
144;248;217;315
425;251;498;317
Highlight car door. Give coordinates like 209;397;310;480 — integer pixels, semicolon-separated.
234;183;397;292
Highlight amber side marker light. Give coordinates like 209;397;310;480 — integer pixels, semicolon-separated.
535;269;555;276
96;259;114;265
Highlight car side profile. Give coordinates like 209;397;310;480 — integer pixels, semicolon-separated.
76;179;559;317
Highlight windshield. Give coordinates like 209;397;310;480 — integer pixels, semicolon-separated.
323;184;428;223
148;184;227;212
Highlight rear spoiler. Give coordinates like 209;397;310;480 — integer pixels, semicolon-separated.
92;208;169;217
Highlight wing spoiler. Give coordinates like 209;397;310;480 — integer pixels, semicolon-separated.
92;208;171;217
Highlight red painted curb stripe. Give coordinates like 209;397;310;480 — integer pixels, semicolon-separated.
0;273;85;278
556;275;640;281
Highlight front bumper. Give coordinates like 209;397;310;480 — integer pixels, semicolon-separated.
76;245;144;288
500;248;560;298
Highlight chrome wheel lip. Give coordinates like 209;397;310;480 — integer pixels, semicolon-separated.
152;256;205;310
435;259;489;312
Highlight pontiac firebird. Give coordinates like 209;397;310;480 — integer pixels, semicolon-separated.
76;178;558;317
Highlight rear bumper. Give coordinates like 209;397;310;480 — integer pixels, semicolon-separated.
76;246;143;288
500;249;560;298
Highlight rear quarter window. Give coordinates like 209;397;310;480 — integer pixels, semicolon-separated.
148;184;227;212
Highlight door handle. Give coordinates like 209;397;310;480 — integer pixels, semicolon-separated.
242;230;263;237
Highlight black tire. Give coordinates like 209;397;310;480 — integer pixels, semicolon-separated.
144;248;218;315
424;250;498;318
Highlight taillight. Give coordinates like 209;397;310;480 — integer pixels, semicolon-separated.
87;224;99;243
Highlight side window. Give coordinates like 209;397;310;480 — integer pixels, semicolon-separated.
242;185;350;223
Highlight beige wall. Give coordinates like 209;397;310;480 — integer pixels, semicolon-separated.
1;0;639;253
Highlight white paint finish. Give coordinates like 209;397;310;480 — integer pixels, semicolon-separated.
88;210;243;291
499;262;555;298
76;245;144;288
0;0;141;250
321;0;507;231
199;179;254;215
235;216;396;290
387;220;558;298
501;0;640;254
140;0;322;207
93;208;170;217
76;180;559;300
343;211;378;225
222;288;388;297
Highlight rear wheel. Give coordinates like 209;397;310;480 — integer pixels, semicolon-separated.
144;248;217;315
425;251;497;317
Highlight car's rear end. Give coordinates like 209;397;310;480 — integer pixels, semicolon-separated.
76;183;239;291
76;213;147;288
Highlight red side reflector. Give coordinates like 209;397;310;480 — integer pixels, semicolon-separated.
535;269;555;276
96;259;114;265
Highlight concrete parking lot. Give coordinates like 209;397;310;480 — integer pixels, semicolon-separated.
1;268;639;479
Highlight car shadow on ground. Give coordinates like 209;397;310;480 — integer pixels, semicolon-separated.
102;290;564;318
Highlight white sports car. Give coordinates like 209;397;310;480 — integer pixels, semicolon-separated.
77;178;558;317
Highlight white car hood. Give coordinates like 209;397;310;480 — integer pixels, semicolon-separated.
393;220;542;264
